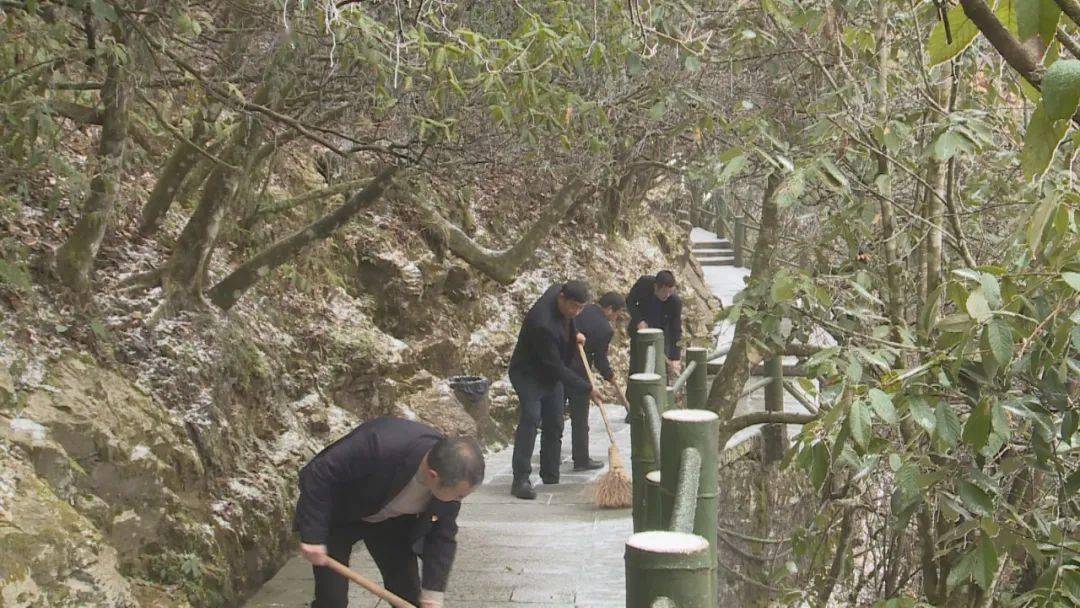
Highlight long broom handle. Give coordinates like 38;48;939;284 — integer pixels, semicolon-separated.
577;343;618;446
323;557;417;608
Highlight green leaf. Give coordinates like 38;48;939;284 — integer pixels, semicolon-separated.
809;441;829;489
90;0;118;22
936;313;973;333
1042;59;1080;120
991;401;1012;438
774;171;806;209
932;129;975;161
947;545;976;590
819;157;849;190
896;462;921;499
684;54;702;72
978;274;1002;308
718;154;746;183
771;271;797;303
849;400;872;448
649;101;668;121
1022;102;1069;180
1017;0;1062;46
1026;192;1059;252
985;320;1014;365
1062;272;1080;291
975;536;998;589
869;389;898;424
958;480;994;515
909;398;936;434
936;401;962;448
1066;468;1080;496
927;5;981;66
963;401;992;450
966;289;992;322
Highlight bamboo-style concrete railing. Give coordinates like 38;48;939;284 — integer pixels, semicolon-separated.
624;328;815;607
626;205;828;606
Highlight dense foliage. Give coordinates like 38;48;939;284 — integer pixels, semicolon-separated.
0;0;1076;606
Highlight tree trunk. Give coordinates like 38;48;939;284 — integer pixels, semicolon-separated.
208;166;399;310
707;174;784;440
54;45;129;297
416;177;586;284
875;6;905;335
138;105;221;236
155;112;266;315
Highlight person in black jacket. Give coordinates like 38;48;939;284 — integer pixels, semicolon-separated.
626;270;683;375
566;291;625;470
508;280;601;500
293;417;485;608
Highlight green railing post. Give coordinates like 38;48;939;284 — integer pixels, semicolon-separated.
714;199;726;237
659;409;720;605
628;372;668;532
733;215;746;268
666;385;677;409
626;531;713;608
644;470;663;531
631;328;667;385
684;347;708;410
668;447;702;534
762;355;787;465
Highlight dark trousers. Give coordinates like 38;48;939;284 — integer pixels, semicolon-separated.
510;370;565;482
566;389;591;465
311;517;420;608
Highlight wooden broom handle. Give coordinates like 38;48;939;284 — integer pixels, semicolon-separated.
577;343;618;446
323;557;417;608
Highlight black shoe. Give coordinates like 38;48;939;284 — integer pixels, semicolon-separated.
573;459;604;471
540;475;559;485
511;479;536;500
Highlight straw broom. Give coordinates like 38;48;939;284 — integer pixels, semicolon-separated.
577;344;633;508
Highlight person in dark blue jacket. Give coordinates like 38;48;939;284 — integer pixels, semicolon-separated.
507;280;601;499
626;270;683;374
625;271;683;423
566;292;625;470
293;417;485;608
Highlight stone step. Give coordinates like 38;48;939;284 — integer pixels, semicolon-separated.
697;256;736;266
692;240;731;250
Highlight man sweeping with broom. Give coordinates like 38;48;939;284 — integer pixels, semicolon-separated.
508;280;602;500
294;417;485;607
566;291;625;472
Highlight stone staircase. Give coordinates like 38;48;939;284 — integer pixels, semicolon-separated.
692;235;736;266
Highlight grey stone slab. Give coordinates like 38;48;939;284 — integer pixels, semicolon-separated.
511;587;576;603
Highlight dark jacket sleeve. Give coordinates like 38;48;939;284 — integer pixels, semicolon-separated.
294;432;375;544
666;296;683;360
529;323;592;393
626;278;648;328
592;326;615;381
420;502;461;592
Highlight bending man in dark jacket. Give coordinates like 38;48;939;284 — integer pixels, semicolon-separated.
626;270;684;375
566;292;625;470
294;417;485;608
508;280;601;500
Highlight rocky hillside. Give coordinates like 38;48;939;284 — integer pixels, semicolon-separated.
0;179;716;607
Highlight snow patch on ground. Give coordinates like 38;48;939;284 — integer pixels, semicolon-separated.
9;418;47;440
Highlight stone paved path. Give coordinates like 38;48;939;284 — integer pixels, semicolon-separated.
690;227;823;449
244;403;634;607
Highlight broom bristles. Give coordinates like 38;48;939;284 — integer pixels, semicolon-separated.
595;444;633;509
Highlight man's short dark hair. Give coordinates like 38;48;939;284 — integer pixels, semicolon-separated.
598;292;625;311
561;280;591;303
429;436;485;488
655;270;676;288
